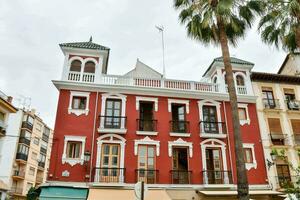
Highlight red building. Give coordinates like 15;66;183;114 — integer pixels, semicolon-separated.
45;38;280;199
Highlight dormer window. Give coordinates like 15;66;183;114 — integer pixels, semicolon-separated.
70;60;82;72
84;61;95;73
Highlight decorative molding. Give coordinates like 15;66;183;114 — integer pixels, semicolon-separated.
134;136;160;156
168;99;189;113
68;91;90;116
136;131;158;136
62;170;70;177
238;103;250;125
168;138;193;157
98;128;127;134
170;132;191;137
62;135;86;166
136;96;158;111
243;143;257;170
199;133;227;139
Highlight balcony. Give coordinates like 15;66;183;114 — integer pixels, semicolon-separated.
275;176;298;189
199;121;226;138
19;137;30;146
98;116;127;134
10;187;24;196
135;169;159;184
203;170;233;185
270;134;288;146
16;153;28;162
68;71;95;83
170;170;191;184
93;167;125;183
21;121;33;131
262;98;281;110
12;170;25;179
38;161;45;169
136;119;158;136
169;120;190;137
286;100;300;111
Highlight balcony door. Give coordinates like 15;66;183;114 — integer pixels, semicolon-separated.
105;99;121;128
276;164;291;187
139;102;154;131
137;145;156;183
206;148;223;184
203;106;218;133
172;147;189;184
171;104;186;132
100;144;120;182
262;90;275;108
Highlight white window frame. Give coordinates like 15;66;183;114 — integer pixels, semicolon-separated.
238;103;250;125
168;99;189;113
95;134;126;183
134;136;160;156
62;135;86;166
68;91;90;116
243;143;257;170
168;138;193;158
98;93;127;134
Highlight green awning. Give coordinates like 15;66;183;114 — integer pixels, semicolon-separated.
39;186;88;200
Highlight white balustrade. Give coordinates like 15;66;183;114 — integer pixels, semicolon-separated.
82;73;95;83
68;71;81;81
236;86;247;95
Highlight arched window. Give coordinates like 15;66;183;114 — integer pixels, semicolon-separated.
84;61;95;73
70;60;82;72
236;75;245;86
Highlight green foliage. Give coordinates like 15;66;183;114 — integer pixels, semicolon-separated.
258;0;300;52
173;0;264;46
26;187;39;200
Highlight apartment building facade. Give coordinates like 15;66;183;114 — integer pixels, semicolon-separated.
43;39;282;200
0;90;17;200
0;109;53;200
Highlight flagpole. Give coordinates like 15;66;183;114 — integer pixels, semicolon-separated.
156;25;166;78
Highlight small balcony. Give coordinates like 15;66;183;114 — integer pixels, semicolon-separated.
93;167;125;183
0;120;7;136
286;100;300;111
98;116;127;134
135;169;159;184
21;121;33;131
68;71;95;83
199;121;226;138
12;170;25;180
169;120;190;137
203;170;233;185
170;170;192;184
16;153;28;163
270;133;288;146
262;98;281;110
19;137;30;146
136;119;158;136
10;187;24;196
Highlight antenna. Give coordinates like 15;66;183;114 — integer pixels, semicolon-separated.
155;25;166;78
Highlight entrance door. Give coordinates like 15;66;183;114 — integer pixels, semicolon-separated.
100;144;120;182
203;106;218;133
139;102;154;131
172;147;189;184
276;164;291;187
206;148;223;184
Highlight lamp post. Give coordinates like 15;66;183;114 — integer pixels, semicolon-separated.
84;150;91;180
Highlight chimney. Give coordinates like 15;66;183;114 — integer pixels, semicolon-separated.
7;96;13;103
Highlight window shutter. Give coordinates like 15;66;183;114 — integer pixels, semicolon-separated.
291;120;300;134
268;118;282;134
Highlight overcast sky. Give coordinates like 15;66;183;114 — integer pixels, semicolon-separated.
0;0;287;128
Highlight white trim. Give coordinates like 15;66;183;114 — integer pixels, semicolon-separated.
136;96;158;111
238;103;250;125
243;143;257;170
136;131;158;136
68;91;90;116
168;99;189;113
170;132;191;137
168;138;193;157
98;128;127;134
95;134;126;183
134;136;160;156
62;135;86;166
99;93;127;131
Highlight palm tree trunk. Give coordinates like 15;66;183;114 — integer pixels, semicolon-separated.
296;26;300;49
218;19;249;200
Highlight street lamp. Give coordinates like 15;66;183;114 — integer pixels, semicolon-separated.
267;153;276;170
84;150;91;163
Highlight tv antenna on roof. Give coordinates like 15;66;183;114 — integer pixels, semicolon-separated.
155;25;166;78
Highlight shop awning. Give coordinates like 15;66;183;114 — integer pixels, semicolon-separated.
87;188;171;200
198;190;282;196
39;186;88;200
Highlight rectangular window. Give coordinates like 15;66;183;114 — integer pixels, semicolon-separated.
202;105;218;133
291;119;300;134
39;154;46;163
17;144;29;155
139;102;154;131
171;104;187;132
66;141;82;158
238;108;247;120
72;96;87;109
100;144;120;182
244;148;253;163
104;99;122;128
28;167;35;176
137;145;156;184
0;112;5;121
23;115;34;125
33;137;39;145
268;118;285;145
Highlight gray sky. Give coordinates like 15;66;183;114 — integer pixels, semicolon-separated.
0;0;287;128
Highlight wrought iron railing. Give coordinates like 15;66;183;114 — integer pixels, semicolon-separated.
262;98;281;109
135;169;159;184
21;121;33;131
199;121;226;134
286;100;300;111
93;167;125;183
137;119;157;132
16;153;28;161
170;170;192;184
202;170;233;184
19;137;30;146
13;170;25;178
275;176;298;188
170;120;190;133
100;116;127;129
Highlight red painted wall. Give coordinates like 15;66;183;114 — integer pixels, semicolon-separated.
48;89;268;185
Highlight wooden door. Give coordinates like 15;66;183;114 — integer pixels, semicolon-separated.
100;144;120;182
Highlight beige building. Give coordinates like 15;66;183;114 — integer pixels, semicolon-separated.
0;109;53;200
251;57;300;191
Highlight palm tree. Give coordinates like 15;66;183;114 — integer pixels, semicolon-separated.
258;0;300;52
173;0;264;199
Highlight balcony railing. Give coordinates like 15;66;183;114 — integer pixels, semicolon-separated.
170;120;190;133
19;137;30;146
275;176;298;188
40;147;47;154
16;153;28;161
10;187;23;195
137;119;157;132
170;170;191;184
263;98;281;109
294;135;300;146
286;100;300;111
13;170;25;178
203;170;233;184
38;161;45;169
42;133;49;142
93;167;125;183
199;121;226;135
68;71;81;81
270;134;287;146
21;121;33;131
135;169;159;184
99;116;127;129
236;86;247;95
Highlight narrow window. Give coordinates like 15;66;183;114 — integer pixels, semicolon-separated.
139;102;154;131
70;60;82;72
171;104;186;132
244;148;253;163
66;141;82;158
236;75;245;86
238;108;247;120
104;99;122;128
84;61;95;73
72;96;87;110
